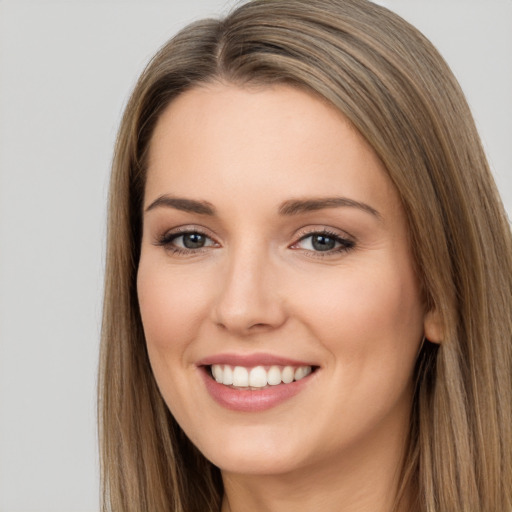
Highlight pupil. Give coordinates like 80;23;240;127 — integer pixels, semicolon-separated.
312;235;335;251
183;233;205;249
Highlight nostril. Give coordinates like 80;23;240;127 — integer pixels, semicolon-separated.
249;323;270;329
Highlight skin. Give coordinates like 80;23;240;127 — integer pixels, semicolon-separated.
137;83;441;512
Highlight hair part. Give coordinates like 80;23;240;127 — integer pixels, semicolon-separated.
99;1;512;510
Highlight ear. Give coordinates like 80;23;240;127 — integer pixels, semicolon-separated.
423;308;443;344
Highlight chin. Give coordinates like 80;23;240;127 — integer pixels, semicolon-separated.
196;428;309;476
211;452;305;477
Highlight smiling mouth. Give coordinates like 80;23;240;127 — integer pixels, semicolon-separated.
208;364;317;389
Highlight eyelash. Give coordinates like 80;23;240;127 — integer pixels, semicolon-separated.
292;229;355;257
154;228;355;257
154;228;217;256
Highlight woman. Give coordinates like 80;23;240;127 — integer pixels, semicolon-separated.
98;0;512;510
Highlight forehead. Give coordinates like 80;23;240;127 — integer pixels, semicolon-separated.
145;83;400;218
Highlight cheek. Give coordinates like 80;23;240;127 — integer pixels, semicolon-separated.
293;259;424;367
137;260;213;357
136;259;216;430
292;262;424;441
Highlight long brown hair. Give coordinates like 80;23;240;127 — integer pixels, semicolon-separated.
99;1;512;510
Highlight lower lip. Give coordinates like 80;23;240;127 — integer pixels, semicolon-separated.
200;367;314;412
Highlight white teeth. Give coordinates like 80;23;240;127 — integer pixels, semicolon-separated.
249;366;267;387
232;366;249;387
294;366;311;380
212;364;223;383
223;365;233;385
210;364;313;388
267;365;282;386
281;366;295;384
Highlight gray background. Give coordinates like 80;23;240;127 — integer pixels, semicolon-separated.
0;1;510;510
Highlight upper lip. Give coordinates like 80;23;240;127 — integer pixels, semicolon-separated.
196;352;317;368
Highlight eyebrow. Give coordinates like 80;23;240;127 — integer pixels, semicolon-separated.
145;195;216;215
144;194;380;219
278;197;381;219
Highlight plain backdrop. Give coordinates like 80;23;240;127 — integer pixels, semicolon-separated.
0;1;510;511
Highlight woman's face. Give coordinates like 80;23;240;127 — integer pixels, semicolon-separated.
137;83;438;477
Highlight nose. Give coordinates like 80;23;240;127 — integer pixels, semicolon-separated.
212;245;287;336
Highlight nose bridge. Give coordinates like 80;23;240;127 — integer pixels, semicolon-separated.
213;237;285;334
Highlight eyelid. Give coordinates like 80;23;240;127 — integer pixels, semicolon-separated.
154;224;216;240
152;224;355;257
153;225;220;251
289;226;356;255
292;225;355;243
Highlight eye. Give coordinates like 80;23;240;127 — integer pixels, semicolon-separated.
174;232;212;249
292;230;354;254
155;229;218;254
